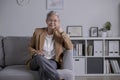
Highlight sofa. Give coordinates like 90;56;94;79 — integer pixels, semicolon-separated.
0;36;74;80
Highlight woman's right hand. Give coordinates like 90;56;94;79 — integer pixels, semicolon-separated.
36;50;44;55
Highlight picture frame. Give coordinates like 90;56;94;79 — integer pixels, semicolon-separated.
16;0;30;6
89;27;98;37
67;26;83;37
46;0;64;10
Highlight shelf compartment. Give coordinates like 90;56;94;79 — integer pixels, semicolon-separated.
105;40;120;56
87;57;104;74
87;40;104;57
105;58;120;74
72;40;85;56
73;57;86;76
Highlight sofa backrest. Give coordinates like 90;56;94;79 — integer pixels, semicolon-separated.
3;36;31;66
0;36;4;67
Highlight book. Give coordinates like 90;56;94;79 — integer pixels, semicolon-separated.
108;41;119;56
87;45;93;56
78;43;83;56
114;60;120;73
105;60;111;74
94;41;103;57
109;60;120;73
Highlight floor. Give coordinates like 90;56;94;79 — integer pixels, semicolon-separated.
75;76;120;80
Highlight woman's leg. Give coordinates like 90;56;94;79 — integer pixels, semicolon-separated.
30;55;60;80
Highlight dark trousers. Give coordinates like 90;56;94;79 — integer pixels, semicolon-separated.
30;55;60;80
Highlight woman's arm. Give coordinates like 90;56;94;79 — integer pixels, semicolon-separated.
28;31;37;56
53;27;73;50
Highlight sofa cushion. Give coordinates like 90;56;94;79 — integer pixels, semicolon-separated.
3;37;31;66
0;65;73;80
0;36;4;67
0;65;39;80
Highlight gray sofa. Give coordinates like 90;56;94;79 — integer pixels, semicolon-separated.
0;36;74;80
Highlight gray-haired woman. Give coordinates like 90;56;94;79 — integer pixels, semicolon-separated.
28;11;73;80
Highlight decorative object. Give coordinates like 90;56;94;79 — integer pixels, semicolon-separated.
99;21;111;32
89;27;98;37
16;0;30;6
99;21;112;37
46;0;63;10
101;31;108;37
67;26;83;37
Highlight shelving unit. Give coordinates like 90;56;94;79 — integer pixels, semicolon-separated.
71;37;120;76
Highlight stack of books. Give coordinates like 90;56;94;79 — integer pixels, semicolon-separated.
105;59;120;74
73;42;83;56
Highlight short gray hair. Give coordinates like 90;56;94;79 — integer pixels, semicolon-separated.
46;11;59;20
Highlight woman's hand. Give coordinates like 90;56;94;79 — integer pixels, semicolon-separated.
54;25;64;34
36;50;44;55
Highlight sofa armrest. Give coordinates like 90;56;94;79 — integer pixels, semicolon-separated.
63;50;73;70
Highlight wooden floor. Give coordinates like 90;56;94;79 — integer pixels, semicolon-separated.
75;76;120;80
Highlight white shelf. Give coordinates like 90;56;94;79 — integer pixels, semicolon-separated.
70;37;120;40
73;56;86;58
75;74;120;77
72;37;120;76
105;56;120;58
86;56;104;58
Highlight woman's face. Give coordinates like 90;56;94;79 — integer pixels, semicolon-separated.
46;15;60;30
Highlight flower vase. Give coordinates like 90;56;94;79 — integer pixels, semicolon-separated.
102;31;108;37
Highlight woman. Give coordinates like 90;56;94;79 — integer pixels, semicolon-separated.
28;11;73;80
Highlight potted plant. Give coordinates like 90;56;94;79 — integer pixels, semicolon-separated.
99;21;112;37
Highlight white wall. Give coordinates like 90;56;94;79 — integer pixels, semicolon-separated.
0;0;120;37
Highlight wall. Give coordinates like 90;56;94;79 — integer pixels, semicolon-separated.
0;0;120;37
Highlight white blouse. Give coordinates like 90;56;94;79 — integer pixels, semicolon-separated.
43;34;55;59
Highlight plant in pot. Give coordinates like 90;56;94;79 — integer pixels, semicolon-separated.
99;21;112;37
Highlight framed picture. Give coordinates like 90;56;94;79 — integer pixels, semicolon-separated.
89;27;98;37
46;0;64;10
67;26;83;37
16;0;30;6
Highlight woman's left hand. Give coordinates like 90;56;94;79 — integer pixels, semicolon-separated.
54;26;64;34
